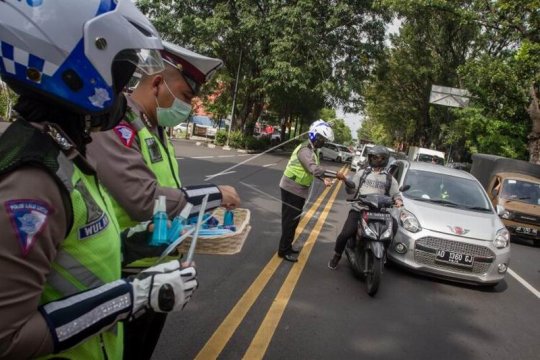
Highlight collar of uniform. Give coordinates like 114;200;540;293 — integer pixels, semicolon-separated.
124;96;154;129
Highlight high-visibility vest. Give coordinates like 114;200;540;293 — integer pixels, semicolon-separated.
111;110;181;231
0;119;123;360
283;142;319;187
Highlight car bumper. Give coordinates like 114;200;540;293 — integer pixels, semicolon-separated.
387;227;511;285
502;220;540;240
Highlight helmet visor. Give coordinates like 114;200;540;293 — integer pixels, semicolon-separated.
115;48;164;76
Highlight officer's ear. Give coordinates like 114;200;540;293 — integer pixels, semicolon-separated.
151;75;164;97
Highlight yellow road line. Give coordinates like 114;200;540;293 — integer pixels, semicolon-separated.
242;175;344;359
195;182;333;359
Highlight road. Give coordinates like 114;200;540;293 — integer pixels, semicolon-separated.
0;122;538;359
150;139;540;360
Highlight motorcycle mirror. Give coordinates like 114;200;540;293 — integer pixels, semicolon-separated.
399;184;411;192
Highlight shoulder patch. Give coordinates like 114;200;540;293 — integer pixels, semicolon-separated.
113;125;136;147
4;200;51;256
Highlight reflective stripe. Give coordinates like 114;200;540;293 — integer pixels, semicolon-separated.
43;280;126;314
54;251;105;289
55;293;130;342
47;268;80;297
56;153;74;193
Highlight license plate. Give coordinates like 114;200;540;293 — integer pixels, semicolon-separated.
366;212;391;221
435;250;474;267
516;227;538;235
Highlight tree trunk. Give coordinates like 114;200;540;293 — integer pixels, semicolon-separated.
527;85;540;165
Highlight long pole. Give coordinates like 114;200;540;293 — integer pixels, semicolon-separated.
224;49;243;149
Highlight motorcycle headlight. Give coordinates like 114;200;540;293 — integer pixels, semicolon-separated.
494;228;510;248
382;223;393;239
400;209;421;233
361;218;377;239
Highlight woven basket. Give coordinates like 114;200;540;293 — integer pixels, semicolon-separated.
177;208;251;255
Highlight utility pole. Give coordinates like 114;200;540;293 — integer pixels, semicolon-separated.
224;49;243;150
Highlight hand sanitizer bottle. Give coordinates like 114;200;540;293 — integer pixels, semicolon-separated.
150;196;168;246
167;203;193;243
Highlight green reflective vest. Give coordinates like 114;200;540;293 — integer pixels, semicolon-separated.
283;142;320;187
0;119;123;360
111;110;181;231
40;159;123;360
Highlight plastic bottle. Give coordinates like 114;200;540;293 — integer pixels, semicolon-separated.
167;203;193;243
223;210;236;231
150;196;168;246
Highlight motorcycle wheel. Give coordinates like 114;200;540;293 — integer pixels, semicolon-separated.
365;250;382;296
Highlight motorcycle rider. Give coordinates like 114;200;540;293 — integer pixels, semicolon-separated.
279;120;346;262
328;145;402;269
0;1;197;358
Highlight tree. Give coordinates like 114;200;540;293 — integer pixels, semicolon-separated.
138;0;389;138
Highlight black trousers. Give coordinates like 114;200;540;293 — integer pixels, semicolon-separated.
334;210;362;255
122;269;168;360
279;188;306;255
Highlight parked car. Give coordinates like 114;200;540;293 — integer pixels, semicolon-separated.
191;115;217;138
320;143;353;163
387;160;511;287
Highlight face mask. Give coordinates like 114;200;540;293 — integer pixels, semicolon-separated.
156;81;192;127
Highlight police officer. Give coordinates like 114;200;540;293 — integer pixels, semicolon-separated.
279;120;346;262
328;145;403;269
0;1;198;358
86;41;241;359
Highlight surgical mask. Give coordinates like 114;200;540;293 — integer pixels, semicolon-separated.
156;80;192;127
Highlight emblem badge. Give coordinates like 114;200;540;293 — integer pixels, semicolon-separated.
448;226;469;236
5;200;51;256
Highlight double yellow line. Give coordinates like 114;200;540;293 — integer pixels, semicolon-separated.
196;165;348;359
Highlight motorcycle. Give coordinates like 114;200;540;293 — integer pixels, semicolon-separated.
344;193;395;296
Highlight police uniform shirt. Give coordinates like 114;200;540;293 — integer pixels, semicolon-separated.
0;166;64;357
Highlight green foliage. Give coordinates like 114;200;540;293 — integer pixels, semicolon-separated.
363;0;539;161
0;84;17;121
138;0;388;134
228;130;245;149
214;130;228;146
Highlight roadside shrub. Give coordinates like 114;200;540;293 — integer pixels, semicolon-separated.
214;130;227;146
245;136;270;151
228;130;245;148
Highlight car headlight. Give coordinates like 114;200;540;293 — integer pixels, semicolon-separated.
400;209;421;233
500;209;513;219
361;218;378;239
494;228;510;248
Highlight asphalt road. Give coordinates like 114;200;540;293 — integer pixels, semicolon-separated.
1;123;538;359
150;139;540;360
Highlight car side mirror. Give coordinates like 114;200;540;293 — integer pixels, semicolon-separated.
399;185;411;192
496;205;505;216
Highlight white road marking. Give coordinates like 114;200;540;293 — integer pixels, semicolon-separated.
262;163;277;168
508;268;540;299
218;155;236;158
193;156;214;159
205;171;237;181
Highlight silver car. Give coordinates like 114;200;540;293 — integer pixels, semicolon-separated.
387;160;511;286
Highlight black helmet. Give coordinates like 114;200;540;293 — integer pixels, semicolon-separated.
367;145;390;168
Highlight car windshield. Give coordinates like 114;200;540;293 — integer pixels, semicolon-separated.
417;154;445;165
338;146;350;152
192;116;214;127
403;169;492;211
500;179;540;205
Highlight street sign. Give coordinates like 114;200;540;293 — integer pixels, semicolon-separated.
429;85;470;108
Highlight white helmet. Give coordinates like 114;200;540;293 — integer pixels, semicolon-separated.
0;0;164;117
308;120;334;143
